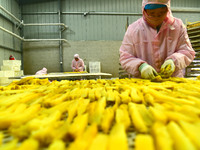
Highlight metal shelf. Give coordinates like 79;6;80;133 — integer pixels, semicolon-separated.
186;21;200;77
0;4;69;43
23;23;68;31
186;65;200;68
194;49;200;52
0;25;69;44
187;26;200;31
191;39;200;44
189;35;200;39
188;30;200;35
0;3;69;72
192;43;200;47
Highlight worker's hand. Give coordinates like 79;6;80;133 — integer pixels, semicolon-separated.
139;63;158;79
160;59;175;78
74;69;79;72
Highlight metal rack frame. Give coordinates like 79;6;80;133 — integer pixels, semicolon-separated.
0;3;69;72
0;5;69;43
185;21;200;77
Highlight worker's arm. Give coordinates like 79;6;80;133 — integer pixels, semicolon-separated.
120;24;145;77
78;59;85;71
165;19;195;71
71;60;77;71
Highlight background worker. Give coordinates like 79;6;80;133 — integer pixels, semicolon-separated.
35;67;47;75
119;0;195;79
71;54;85;72
9;55;15;60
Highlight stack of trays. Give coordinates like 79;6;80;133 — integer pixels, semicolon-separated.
0;60;23;85
185;21;200;77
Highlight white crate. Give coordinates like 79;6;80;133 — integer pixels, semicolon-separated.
0;71;15;77
89;62;101;73
1;65;21;71
0;77;14;86
0;77;9;85
3;60;21;66
14;70;24;77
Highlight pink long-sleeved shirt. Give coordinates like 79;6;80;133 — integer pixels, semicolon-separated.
120;0;195;78
71;58;84;72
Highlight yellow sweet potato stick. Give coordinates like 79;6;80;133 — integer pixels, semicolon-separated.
94;87;103;100
100;107;115;133
136;104;154;127
68;113;88;139
149;106;167;124
80;88;89;98
181;105;200;117
106;89;116;101
130;87;142;103
179;120;200;149
144;88;195;105
120;90;131;104
67;100;79;123
68;124;98;150
151;122;173;150
28;110;62;131
165;111;194;122
17;138;39;150
108;123;128;150
89;97;106;125
0;92;35;106
0;104;41;129
77;99;90;116
0;132;3;146
144;93;155;105
88;133;108;150
29;112;63;145
30;126;55;145
128;103;148;133
135;134;155;150
50;121;70;141
167;121;197;150
42;101;71;115
115;107;131;130
13;103;27;114
48;140;66;150
46;92;69;106
0;139;18;150
9;123;30;140
88;88;96;101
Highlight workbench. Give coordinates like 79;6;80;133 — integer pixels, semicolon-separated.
20;72;112;80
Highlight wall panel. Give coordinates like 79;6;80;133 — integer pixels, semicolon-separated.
0;0;22;68
20;0;200;77
22;1;59;39
21;0;200;41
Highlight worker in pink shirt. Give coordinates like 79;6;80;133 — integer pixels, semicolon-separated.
35;67;47;75
71;54;85;72
120;0;195;79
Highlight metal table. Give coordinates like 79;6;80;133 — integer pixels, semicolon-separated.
20;72;112;80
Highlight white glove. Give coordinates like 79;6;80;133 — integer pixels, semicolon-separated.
139;63;158;79
74;69;79;72
160;59;175;78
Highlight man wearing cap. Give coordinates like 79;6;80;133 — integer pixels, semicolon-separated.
120;0;195;79
71;54;85;72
